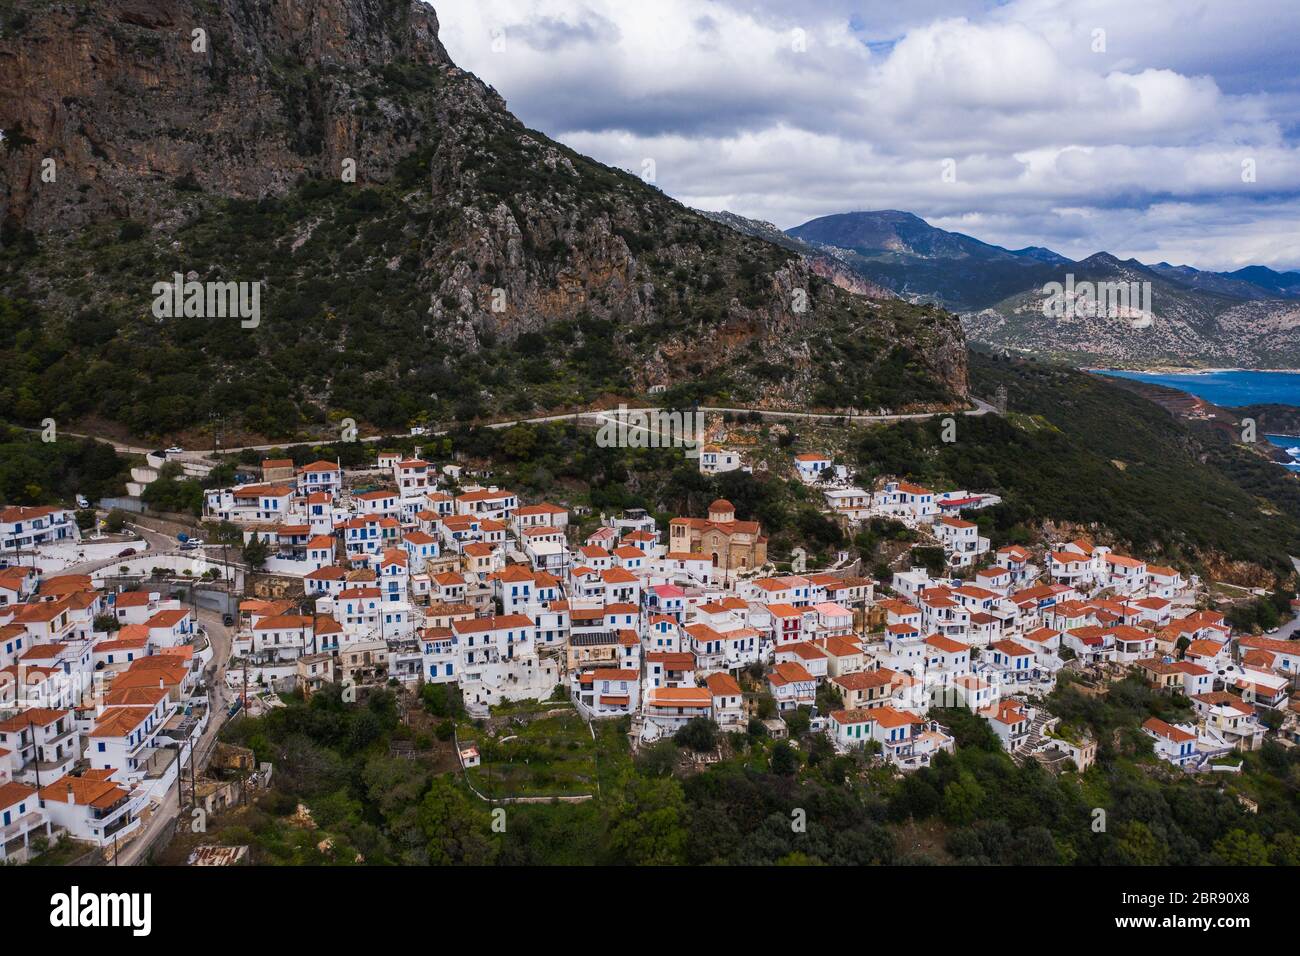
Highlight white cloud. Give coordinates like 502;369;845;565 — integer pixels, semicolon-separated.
430;0;1300;270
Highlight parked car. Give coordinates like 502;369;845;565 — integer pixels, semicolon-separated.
165;445;184;454
117;548;137;557
222;614;235;627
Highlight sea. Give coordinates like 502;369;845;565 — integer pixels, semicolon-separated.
1094;368;1300;472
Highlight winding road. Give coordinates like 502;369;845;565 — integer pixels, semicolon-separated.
7;397;997;463
50;522;238;865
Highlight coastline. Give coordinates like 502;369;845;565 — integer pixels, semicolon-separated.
1087;366;1300;375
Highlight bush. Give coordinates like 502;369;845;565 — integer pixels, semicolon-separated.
103;509;129;534
673;718;719;752
421;682;464;719
769;740;799;776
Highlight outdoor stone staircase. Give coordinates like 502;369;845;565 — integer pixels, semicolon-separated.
1011;711;1055;766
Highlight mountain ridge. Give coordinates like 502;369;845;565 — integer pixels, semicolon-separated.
706;207;1300;369
0;0;968;443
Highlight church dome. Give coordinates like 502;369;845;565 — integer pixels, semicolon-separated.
708;499;736;521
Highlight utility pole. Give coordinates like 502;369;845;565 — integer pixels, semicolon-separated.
178;737;189;809
26;712;41;791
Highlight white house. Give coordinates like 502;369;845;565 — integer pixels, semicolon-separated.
1142;717;1198;768
705;672;745;728
38;769;139;847
794;453;833;482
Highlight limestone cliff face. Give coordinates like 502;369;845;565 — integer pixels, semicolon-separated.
0;0;968;432
0;0;448;230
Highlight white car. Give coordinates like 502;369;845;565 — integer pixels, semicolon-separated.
165;445;184;454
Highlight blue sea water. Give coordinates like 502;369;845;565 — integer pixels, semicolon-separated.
1094;368;1300;407
1093;368;1300;471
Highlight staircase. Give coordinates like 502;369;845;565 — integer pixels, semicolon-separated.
1011;711;1055;766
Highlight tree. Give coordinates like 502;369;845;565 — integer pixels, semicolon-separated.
816;681;844;713
1113;821;1167;866
608;776;688;865
500;426;536;461
912;546;947;577
420;681;464;719
103;509;128;534
806;733;835;767
769;740;799;776
635;740;679;778
242;536;269;569
417;776;498;865
1213;829;1270;866
673;717;719;753
784;707;811;737
930;707;1001;751
942;771;986;826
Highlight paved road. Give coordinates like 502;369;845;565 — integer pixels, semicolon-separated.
49;522;246;583
6;397;997;463
116;606;234;866
1275;608;1300;640
53;519;238;865
46;522;171;579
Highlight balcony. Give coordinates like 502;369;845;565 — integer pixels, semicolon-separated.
101;810;137;838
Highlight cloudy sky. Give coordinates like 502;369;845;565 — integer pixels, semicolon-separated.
432;0;1300;271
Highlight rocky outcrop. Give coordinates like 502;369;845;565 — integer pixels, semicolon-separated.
0;0;968;439
0;0;449;231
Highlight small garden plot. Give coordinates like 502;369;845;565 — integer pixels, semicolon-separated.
460;708;598;798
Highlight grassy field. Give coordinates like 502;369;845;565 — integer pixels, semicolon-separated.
460;706;600;799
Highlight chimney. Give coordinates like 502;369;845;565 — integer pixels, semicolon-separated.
66;782;75;804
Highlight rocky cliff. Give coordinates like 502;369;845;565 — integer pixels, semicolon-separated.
0;0;968;441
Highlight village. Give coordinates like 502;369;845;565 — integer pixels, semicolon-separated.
2;427;1298;865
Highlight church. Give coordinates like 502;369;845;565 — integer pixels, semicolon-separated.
669;499;767;575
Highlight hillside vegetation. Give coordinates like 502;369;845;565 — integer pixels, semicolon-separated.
0;0;965;445
850;352;1300;577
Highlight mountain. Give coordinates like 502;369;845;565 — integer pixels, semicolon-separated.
780;210;1300;368
789;209;1055;264
967;254;1300;369
696;209;895;300
785;210;1072;312
0;0;967;445
1145;262;1291;300
1223;266;1300;298
1008;246;1073;265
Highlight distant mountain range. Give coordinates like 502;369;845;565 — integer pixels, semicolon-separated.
704;209;1300;369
